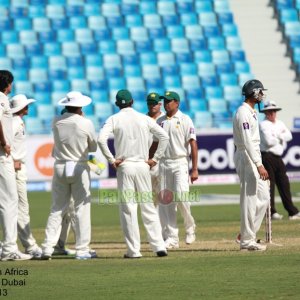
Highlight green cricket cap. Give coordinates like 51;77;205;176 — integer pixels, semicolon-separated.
116;89;132;105
159;91;180;102
146;92;161;105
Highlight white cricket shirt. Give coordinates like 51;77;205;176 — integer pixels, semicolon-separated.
52;112;97;162
98;107;169;164
233;102;262;167
156;110;196;159
260;118;292;156
11;115;26;163
0;92;13;152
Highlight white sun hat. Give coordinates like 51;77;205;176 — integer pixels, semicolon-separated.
58;91;92;107
10;94;36;114
260;100;282;112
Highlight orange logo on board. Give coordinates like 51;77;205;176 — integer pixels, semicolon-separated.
34;143;54;177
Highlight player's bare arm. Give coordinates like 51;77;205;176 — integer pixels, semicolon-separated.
189;139;198;183
149;141;158;159
257;165;269;181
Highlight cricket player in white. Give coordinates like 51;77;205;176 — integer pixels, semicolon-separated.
147;92;165;206
156;91;198;249
0;70;31;261
10;94;42;259
98;89;169;258
42;91;97;260
233;79;270;251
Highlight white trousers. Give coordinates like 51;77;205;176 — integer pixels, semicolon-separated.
150;164;160;207
0;155;18;255
234;150;270;247
42;162;92;256
56;199;76;248
117;161;165;257
158;158;196;242
16;163;38;251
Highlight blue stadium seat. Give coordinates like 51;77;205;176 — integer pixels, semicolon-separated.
62;42;81;57
116;40;135;55
0;45;6;57
31;56;48;69
199;12;218;26
67;56;83;68
0;57;12;69
195;1;213;13
81;43;97;55
157;52;175;67
103;54;122;68
37;104;55;120
106;16;124;28
43;42;61;56
186;87;204;100
205;86;223;99
190;38;207;51
68;67;85;80
1;30;19;44
69;16;87;29
66;5;84;17
84;3;101;16
130;27;149;41
33;17;51;32
14;18;32;30
284;21;300;37
46;5;65;19
71;79;90;95
121;3;139;15
161;65;179;76
142;65;161;79
94;28;111;41
29;69;48;83
111;27;129;40
49;55;67;70
176;53;193;63
189;99;208;112
102;3;120;17
140;1;156;15
144;14;162;29
157;1;176;16
288;35;300;48
12;69;27;82
25;44;43;56
223;85;242;102
214;0;231;13
166;25;184;38
85;54;102;67
125;15;143;27
99;40;116;54
48;69;66;80
10;6;27;18
39;31;56;43
222;24;238;36
82;103;94;116
207;36;226;50
109;77;126;90
194;50;212;63
219;73;238;86
146;78;163;89
75;28;93;43
14;81;33;96
180;13;198;26
164;75;181;88
234;61;250;73
153;38;171;52
94;102;113;120
163;15;179;26
133;100;148;114
136;40;153;53
140;52;157;65
230;50;246;61
182;75;200;89
217;12;234;24
0;19;11;31
216;62;233;74
238;73;254;86
193;111;213;128
177;1;194;14
127;77;145;91
180;63;198;75
149;28;165;39
204;25;221;38
6;44;25;59
13;57;30;69
88;16;106;30
226;36;243;51
201;76;219;87
91;90;109;103
124;65;142;77
52;18;69;30
198;62;216;77
105;67;122;78
171;38;189;53
212;50;230;65
33;91;50;104
90;80;107;91
208;98;228;114
52;80;70;92
25;118;45;135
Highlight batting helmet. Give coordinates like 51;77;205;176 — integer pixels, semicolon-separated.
242;79;267;99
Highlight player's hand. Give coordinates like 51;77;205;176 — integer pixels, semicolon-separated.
112;159;123;169
3;144;11;156
257;165;269;181
190;169;198;184
14;160;21;171
146;159;157;169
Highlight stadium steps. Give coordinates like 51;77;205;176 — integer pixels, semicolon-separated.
230;0;299;128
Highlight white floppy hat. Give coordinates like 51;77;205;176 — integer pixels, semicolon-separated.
260;100;282;112
58;91;92;107
10;94;35;114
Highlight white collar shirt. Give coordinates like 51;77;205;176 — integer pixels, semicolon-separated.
0;92;13;155
98;107;169;164
147;111;165;148
11;115;26;162
52;113;97;162
259;118;292;156
156;110;196;160
233;102;262;167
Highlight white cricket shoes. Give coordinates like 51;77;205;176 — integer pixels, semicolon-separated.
1;250;32;261
289;212;300;220
26;246;43;259
240;243;267;251
271;213;283;220
164;238;179;249
185;233;196;244
76;250;97;260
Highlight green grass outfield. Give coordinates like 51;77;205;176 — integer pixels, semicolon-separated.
0;183;300;300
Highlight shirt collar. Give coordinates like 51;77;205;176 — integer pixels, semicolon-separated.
166;109;182;120
242;102;256;114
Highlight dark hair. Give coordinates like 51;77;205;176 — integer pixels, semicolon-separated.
0;70;14;93
65;106;81;113
116;100;133;109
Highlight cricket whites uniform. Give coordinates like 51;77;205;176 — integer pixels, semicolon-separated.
98;107;169;258
0;92;19;256
42;113;97;257
147;111;165;206
157;110;196;244
11;115;40;252
233;102;269;248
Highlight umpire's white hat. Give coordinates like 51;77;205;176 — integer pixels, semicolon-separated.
260;100;282;112
58;91;92;107
10;94;35;114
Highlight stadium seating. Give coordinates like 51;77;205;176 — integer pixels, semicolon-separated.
2;0;255;133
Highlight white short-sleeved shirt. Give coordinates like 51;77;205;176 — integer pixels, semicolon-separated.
156;110;196;160
233;102;262;167
147;111;165;148
52;112;97;162
12;115;26;163
0;92;13;154
98;107;169;164
260;118;292;156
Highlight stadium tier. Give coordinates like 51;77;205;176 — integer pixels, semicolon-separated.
0;0;254;133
